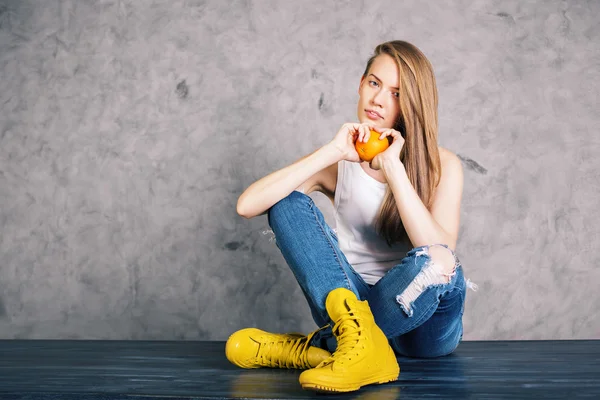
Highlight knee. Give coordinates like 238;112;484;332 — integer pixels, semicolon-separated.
269;190;309;214
395;245;458;318
426;245;457;281
268;190;305;220
267;191;316;234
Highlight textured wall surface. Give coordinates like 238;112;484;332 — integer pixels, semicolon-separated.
0;0;598;340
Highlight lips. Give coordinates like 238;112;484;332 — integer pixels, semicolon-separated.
365;109;383;120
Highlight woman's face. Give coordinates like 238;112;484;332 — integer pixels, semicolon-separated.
357;54;401;130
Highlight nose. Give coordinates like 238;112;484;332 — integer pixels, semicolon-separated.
371;89;385;107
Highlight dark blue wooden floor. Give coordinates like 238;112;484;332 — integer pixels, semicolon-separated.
0;340;599;399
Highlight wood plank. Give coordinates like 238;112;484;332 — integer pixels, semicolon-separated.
0;340;598;399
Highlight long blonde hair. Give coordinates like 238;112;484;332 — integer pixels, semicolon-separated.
364;41;442;246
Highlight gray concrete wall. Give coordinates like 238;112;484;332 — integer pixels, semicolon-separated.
0;0;598;340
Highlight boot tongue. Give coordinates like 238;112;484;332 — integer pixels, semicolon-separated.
325;288;358;327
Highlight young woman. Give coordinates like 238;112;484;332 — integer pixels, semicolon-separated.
225;40;475;393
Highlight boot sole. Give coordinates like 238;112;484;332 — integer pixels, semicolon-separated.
300;371;399;393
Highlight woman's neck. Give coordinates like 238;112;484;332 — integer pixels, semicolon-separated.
360;162;387;183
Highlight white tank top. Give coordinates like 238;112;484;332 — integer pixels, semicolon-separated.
333;160;411;285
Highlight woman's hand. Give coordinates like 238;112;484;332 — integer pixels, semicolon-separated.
368;128;405;171
327;122;376;163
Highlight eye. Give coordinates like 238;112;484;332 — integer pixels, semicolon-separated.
369;80;379;87
392;92;399;98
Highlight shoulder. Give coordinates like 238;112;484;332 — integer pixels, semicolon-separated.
438;147;462;172
437;147;463;185
438;147;460;166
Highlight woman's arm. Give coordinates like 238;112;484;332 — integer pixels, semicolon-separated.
237;122;375;219
381;150;464;250
236;144;343;219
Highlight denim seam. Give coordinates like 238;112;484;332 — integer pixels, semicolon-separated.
459;279;466;316
308;201;353;292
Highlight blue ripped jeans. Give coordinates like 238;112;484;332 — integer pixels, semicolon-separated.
267;190;469;358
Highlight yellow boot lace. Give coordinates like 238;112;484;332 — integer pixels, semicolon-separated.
321;309;365;366
255;333;315;369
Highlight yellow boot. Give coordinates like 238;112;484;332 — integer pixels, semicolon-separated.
225;327;331;369
299;288;400;392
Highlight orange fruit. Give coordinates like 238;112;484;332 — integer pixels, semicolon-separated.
355;130;390;162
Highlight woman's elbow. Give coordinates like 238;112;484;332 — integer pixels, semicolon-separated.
236;199;251;219
236;199;263;219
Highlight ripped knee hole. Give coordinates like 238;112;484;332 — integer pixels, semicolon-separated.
396;245;457;317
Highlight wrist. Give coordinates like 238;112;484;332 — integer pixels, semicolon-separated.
381;158;405;178
322;142;346;162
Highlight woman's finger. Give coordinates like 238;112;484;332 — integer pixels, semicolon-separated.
385;129;401;140
362;123;375;142
378;128;392;140
364;126;370;142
